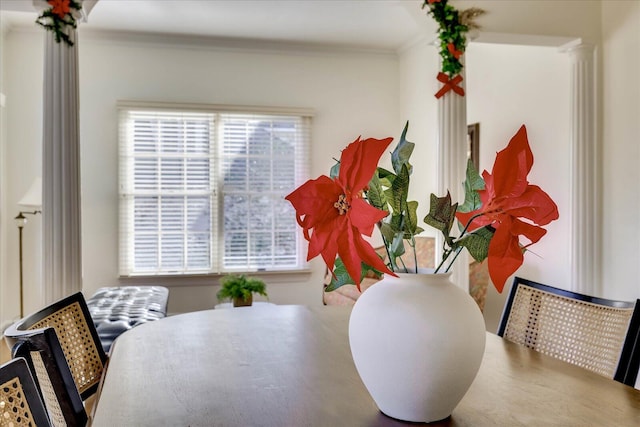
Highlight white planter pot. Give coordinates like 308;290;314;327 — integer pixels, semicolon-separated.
348;271;486;422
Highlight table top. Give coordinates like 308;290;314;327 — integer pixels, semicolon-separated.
91;305;640;427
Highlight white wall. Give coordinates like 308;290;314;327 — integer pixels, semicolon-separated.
601;0;640;301
1;28;45;324
466;43;571;331
0;16;8;327
398;39;572;331
1;29;400;315
453;0;601;43
397;39;440;233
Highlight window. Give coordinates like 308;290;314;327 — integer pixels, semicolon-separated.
118;103;311;276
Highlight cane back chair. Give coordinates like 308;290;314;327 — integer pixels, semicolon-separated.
497;277;637;383
4;327;88;427
614;298;640;387
4;292;107;400
0;356;51;426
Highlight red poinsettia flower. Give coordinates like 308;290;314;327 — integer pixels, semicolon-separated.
48;0;71;19
286;137;395;287
456;125;559;292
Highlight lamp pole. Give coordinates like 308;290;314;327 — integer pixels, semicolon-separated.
14;210;40;318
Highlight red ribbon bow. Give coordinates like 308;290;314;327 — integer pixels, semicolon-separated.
428;0;442;4
435;72;465;99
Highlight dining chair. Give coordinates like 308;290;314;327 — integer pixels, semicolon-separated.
4;292;108;400
0;356;52;426
497;276;636;381
6;327;88;426
614;298;640;387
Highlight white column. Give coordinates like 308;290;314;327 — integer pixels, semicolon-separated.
437;69;469;291
564;43;599;296
42;30;83;303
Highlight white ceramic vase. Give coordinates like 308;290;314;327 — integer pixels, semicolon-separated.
348;270;486;423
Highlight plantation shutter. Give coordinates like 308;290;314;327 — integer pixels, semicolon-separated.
118;103;311;276
220;114;310;270
119;109;216;275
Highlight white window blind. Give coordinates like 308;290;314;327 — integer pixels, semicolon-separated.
119;104;311;276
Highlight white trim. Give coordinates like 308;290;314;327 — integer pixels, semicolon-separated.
117;100;315;118
78;28;399;56
118;105;311;276
473;32;579;48
118;270;312;288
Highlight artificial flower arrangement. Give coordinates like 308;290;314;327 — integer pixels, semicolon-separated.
285;123;559;294
36;0;83;46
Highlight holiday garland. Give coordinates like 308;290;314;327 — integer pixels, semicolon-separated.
422;0;485;98
36;0;83;46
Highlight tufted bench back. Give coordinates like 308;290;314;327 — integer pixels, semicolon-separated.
86;286;169;352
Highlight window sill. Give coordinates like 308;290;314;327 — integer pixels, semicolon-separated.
118;270;313;288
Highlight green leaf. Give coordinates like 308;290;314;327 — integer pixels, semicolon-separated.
458;159;485;213
325;258;383;292
390;163;410;214
377;167;394;178
391;121;415;176
329;160;340;179
366;173;387;211
424;192;458;245
388;213;405;238
384;188;397;213
390;232;406;257
376;167;395;188
406;200;424;237
387;234;406;272
324;259;355;291
379;221;397;244
457;226;494;262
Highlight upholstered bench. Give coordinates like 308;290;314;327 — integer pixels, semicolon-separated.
86;286;169;352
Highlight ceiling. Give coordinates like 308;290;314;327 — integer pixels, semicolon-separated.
0;0;435;51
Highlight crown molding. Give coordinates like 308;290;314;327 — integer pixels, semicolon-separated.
77;27;399;57
472;32;580;48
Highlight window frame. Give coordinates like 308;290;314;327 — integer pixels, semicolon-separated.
117;101;313;278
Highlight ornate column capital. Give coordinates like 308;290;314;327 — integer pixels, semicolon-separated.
560;40;596;59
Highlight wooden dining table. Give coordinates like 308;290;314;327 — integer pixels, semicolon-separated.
90;304;640;427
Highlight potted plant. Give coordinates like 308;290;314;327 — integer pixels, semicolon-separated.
216;274;268;307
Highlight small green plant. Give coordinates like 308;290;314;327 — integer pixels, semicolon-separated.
216;274;268;307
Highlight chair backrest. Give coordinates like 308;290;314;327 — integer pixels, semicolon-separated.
0;356;51;427
7;328;88;427
614;299;640;387
4;292;107;400
497;277;636;381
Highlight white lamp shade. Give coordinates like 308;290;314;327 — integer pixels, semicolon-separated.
18;177;42;209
